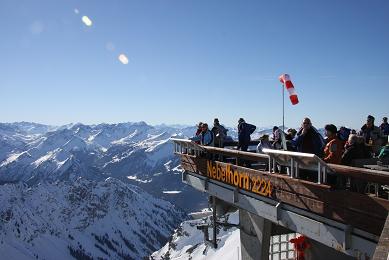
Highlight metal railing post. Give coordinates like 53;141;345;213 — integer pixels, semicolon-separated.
273;158;277;173
318;162;322;184
268;156;272;173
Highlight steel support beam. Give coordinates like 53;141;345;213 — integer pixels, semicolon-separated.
240;210;272;260
183;171;378;259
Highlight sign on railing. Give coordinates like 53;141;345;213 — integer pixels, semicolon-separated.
206;160;273;197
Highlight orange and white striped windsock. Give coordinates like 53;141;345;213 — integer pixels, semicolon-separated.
279;74;299;105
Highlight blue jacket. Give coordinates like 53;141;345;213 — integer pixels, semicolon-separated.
190;130;214;146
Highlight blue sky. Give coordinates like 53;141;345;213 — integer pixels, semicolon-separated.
0;0;388;129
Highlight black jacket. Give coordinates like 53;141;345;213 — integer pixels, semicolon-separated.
238;122;256;149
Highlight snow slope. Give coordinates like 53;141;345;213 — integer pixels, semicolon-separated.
151;211;240;260
0;178;186;259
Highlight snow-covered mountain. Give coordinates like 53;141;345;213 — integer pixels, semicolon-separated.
2;121;295;204
0;122;208;211
151;211;240;260
0;122;199;259
0;122;279;210
0;122;55;163
0;121;277;259
0;177;186;259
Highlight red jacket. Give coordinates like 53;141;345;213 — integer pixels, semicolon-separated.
323;137;344;164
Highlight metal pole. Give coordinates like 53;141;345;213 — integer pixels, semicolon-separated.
282;84;285;132
212;196;218;248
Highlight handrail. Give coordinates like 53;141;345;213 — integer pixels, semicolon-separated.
328;163;389;185
170;138;196;144
263;148;330;184
170;138;205;157
262;149;316;158
171;138;389;185
204;146;269;160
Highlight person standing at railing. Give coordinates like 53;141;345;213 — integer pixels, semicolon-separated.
211;118;228;148
323;124;344;164
341;134;370;192
338;126;351;142
358;115;383;155
294;117;325;157
341;134;366;166
285;128;297;151
190;123;214;146
257;134;272;153
271;126;283;150
193;122;203;144
380;117;389;136
237;118;256;152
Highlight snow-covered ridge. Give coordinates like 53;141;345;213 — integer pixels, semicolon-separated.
0;178;186;259
0;122;183;184
152;211;240;260
0;121;274;210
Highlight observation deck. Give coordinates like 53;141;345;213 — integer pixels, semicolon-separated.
171;138;389;260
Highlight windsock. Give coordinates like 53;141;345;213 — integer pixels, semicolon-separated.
279;74;299;105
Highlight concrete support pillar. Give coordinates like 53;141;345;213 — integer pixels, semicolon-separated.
239;210;272;260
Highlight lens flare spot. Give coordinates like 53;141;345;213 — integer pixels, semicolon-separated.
118;54;129;64
82;16;93;27
74;9;79;14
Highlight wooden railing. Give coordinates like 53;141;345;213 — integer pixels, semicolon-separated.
171;138;389;187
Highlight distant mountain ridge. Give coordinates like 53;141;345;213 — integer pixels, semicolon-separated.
0;121;208;210
0;121;277;211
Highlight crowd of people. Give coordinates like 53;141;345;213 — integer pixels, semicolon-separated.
190;115;389;166
295;115;389;165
